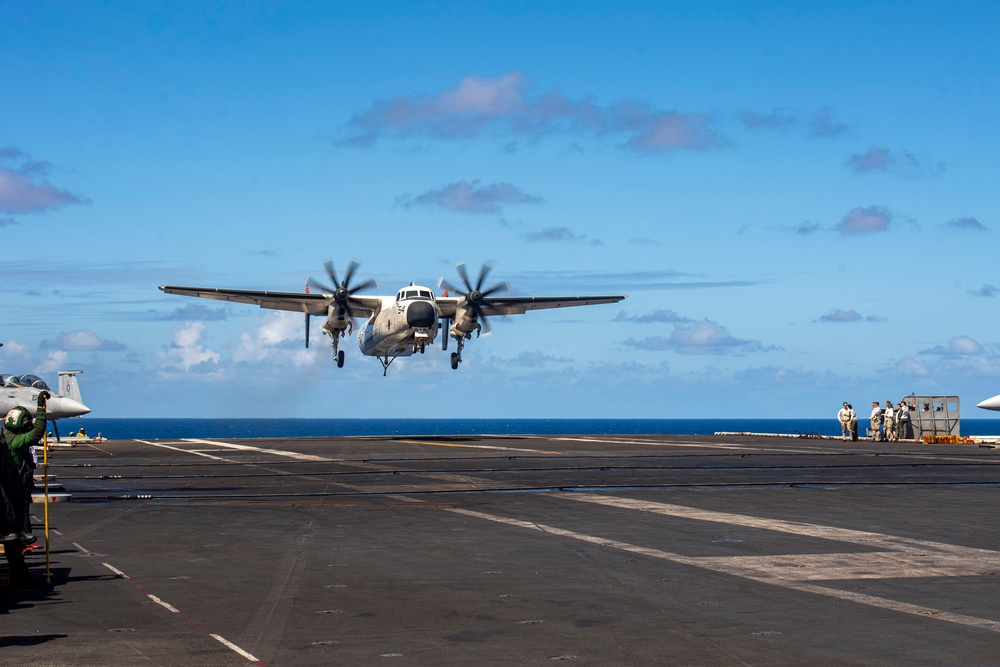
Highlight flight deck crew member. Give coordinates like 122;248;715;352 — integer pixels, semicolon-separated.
896;402;910;440
883;400;896;442
1;390;48;545
848;404;859;441
869;401;883;441
838;403;851;440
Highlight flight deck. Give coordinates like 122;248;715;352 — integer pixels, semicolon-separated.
4;433;1000;665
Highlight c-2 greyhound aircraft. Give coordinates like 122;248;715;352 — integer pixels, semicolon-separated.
160;261;626;375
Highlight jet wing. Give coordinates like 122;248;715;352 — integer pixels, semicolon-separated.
158;285;383;317
435;295;626;318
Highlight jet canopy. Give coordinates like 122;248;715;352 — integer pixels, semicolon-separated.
1;374;52;390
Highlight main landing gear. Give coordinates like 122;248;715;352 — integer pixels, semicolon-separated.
450;336;467;370
329;327;350;368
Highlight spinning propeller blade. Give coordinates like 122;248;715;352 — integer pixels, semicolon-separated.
442;262;510;334
306;259;379;321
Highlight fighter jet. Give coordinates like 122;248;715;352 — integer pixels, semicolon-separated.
1;371;91;438
976;394;1000;411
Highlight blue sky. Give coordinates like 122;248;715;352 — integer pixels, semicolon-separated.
2;1;999;419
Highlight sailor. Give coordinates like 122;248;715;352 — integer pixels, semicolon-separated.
848;404;859;441
869;401;884;441
895;402;909;440
883;400;896;442
1;390;49;546
837;402;851;440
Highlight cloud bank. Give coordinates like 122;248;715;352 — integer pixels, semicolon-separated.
397;180;543;215
339;72;726;153
0;147;89;215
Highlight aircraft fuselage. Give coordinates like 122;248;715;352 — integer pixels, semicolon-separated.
357;285;440;358
0;373;91;419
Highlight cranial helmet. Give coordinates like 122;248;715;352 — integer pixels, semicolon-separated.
4;407;32;433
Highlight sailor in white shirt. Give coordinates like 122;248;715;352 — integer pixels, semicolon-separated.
837;402;851;440
870;401;884;441
883;400;896;442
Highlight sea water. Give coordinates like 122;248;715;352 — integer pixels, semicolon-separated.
52;417;1000;441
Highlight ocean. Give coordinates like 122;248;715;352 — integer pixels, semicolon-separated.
52;417;1000;441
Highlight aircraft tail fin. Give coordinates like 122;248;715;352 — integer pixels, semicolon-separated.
58;370;84;403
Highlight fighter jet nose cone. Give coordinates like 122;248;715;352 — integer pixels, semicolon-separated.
47;397;91;418
976;394;1000;411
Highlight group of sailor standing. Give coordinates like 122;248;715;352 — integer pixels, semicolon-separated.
837;400;913;441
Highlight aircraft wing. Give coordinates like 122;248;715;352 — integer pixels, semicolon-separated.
436;295;626;318
158;285;383;317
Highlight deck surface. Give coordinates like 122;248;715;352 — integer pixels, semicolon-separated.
3;433;1000;665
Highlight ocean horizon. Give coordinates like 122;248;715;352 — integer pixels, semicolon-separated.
50;417;1000;441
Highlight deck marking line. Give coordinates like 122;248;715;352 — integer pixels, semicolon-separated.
181;438;333;462
563;493;1000;559
548;435;821;454
137;439;238;462
102;562;128;578
437;502;1000;634
211;633;263;663
101;558;266;665
550;436;755;452
395;439;561;454
148;593;181;613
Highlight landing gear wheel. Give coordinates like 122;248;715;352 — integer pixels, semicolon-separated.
450;352;460;370
336;350;345;368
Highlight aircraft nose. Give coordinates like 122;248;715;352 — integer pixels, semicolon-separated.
46;396;91;419
976;394;1000;411
406;301;436;328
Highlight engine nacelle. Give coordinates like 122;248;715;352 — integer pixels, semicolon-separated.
451;303;479;337
322;304;351;335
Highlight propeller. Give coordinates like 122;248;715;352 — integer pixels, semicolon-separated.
440;262;509;335
307;260;379;321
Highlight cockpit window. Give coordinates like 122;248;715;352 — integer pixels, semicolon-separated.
9;374;50;390
399;289;433;301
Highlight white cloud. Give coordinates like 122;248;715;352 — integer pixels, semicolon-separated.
234;311;320;367
339;71;725;153
156;322;221;373
837;206;892;235
969;284;998;298
817;309;884;323
36;350;69;374
920;335;982;357
521;226;600;244
0;341;73;376
736;109;797;131
945;216;987;232
846;147;892;172
624;320;779;356
0;166;89;214
40;330;126;352
397;180;543;215
808;107;851;138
